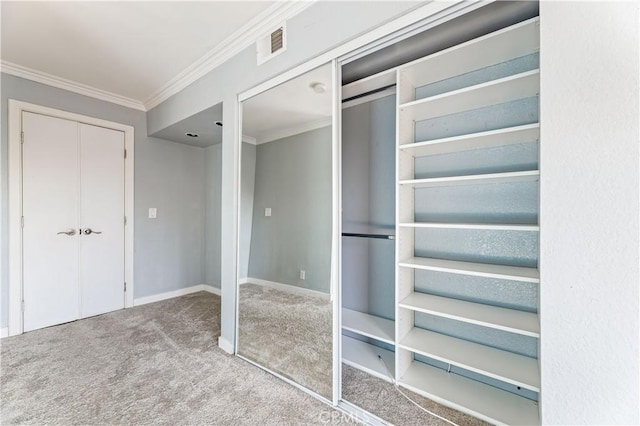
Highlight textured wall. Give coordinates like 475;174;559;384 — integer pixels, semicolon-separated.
539;1;640;424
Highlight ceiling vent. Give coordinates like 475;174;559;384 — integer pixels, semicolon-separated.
257;23;287;65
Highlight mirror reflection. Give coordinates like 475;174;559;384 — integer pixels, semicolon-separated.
237;63;334;400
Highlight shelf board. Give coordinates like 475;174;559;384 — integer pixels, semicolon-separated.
399;361;539;426
399;123;540;157
342;309;395;345
399;17;540;90
342;68;396;100
398;256;539;283
342;335;395;383
399;327;540;391
399;170;539;188
398;222;539;232
399;70;539;123
399;293;539;337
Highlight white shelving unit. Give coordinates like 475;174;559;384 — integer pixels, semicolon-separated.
399;170;539;188
398;293;540;338
394;16;541;425
399;123;540;157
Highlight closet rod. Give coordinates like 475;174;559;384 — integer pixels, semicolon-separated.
342;232;395;240
342;84;396;104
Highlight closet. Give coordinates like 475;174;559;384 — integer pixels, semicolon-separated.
341;86;397;380
340;8;540;425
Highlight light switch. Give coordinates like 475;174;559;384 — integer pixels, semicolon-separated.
265;208;271;217
148;208;157;219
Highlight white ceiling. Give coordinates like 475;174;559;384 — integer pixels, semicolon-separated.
0;1;309;110
242;63;333;143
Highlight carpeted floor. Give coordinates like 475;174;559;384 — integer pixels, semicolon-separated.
342;365;487;426
0;292;343;425
237;283;333;400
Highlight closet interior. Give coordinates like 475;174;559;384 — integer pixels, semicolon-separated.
340;4;541;425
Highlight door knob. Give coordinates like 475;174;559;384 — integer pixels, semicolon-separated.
82;228;102;235
57;229;76;236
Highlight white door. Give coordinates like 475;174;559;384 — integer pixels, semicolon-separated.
22;113;125;332
23;112;80;332
79;123;125;317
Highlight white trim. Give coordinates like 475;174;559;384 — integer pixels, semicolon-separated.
257;118;332;144
331;58;342;406
133;284;220;306
1;61;146;111
144;2;313;110
0;328;8;339
8;100;135;337
238;353;334;405
241;278;331;301
218;336;234;354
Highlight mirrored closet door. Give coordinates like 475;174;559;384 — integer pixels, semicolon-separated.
236;63;336;401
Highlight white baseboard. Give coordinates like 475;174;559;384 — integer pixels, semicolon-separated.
242;277;330;301
0;327;8;339
134;284;220;306
218;336;234;354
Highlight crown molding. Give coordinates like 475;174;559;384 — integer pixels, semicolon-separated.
1;61;146;111
144;1;315;111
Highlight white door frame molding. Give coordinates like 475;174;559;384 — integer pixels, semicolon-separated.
7;99;135;336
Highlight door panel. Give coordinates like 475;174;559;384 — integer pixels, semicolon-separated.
22;112;80;332
79;123;125;317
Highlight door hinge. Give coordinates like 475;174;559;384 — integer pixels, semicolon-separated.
124;282;127;292
124;216;127;226
21;216;24;228
20;131;24;144
21;300;25;312
124;149;127;159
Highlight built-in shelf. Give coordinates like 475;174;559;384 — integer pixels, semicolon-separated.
399;293;539;337
399;170;539;188
398;256;539;283
342;335;395;382
399;361;540;426
392;14;541;425
398;222;539;232
398;123;540;155
399;327;540;391
399;17;540;91
399;70;539;123
342;308;395;345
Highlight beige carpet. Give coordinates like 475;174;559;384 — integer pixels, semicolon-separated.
0;292;344;425
343;365;487;426
237;283;333;400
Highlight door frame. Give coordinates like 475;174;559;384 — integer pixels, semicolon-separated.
7;100;135;336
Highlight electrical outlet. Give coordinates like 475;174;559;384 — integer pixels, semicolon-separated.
265;208;272;217
148;208;157;219
299;270;306;280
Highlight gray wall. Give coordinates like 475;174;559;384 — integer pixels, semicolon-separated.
1;73;206;327
247;127;332;293
204;144;222;287
342;94;396;319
